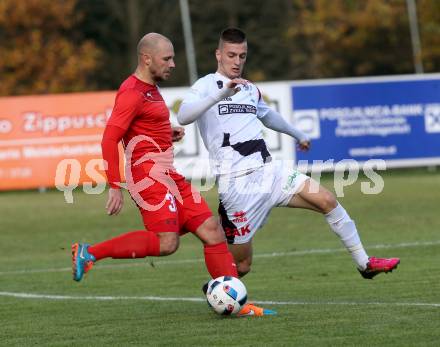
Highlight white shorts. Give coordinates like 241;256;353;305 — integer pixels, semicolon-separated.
217;161;309;244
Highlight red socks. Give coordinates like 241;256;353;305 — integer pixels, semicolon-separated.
204;242;238;278
88;230;160;260
88;233;237;280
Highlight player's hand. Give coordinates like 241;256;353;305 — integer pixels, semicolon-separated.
214;78;248;101
226;78;248;95
171;126;185;142
297;140;311;152
106;188;123;215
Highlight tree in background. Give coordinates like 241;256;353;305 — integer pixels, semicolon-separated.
1;0;438;95
189;0;293;82
78;0;304;87
0;0;101;96
418;0;440;72
285;0;415;78
190;0;439;82
77;0;185;89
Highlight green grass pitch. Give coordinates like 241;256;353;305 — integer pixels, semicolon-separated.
0;169;439;346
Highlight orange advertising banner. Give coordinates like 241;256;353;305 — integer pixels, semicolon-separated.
0;91;120;190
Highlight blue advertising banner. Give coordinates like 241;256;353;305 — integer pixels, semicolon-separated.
291;76;440;168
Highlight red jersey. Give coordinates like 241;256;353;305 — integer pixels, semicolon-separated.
101;75;213;235
102;75;173;188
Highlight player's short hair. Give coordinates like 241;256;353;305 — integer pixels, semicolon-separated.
219;27;246;47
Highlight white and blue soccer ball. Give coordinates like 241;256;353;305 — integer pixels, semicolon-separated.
206;276;247;315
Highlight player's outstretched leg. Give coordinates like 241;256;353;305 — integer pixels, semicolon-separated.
359;257;400;279
288;179;400;278
72;243;96;282
71;231;166;282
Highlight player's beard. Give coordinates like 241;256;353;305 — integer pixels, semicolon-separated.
154;70;172;82
150;65;169;82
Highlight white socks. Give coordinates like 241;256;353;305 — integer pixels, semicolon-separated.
325;203;369;271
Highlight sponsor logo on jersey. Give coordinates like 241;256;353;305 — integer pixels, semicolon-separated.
224;224;251;238
282;171;300;191
142;90;163;102
232;210;248;223
218;104;257;115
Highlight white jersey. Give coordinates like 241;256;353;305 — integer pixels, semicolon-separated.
182;72;272;175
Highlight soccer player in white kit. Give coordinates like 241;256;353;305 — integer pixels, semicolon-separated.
177;28;400;282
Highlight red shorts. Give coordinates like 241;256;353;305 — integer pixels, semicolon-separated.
128;163;212;234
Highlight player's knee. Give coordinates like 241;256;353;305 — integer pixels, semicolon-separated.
237;259;252;277
318;190;338;213
197;217;226;245
159;234;180;255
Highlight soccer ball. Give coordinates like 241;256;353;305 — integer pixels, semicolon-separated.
206;276;247;315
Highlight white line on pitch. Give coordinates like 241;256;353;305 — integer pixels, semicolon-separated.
0;240;439;276
0;291;439;308
0;291;202;302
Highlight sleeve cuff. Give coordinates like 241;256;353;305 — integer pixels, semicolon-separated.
109;182;121;189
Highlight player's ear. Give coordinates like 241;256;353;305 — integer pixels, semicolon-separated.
215;49;222;63
143;53;152;66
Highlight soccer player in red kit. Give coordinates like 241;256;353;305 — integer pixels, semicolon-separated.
71;33;273;316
